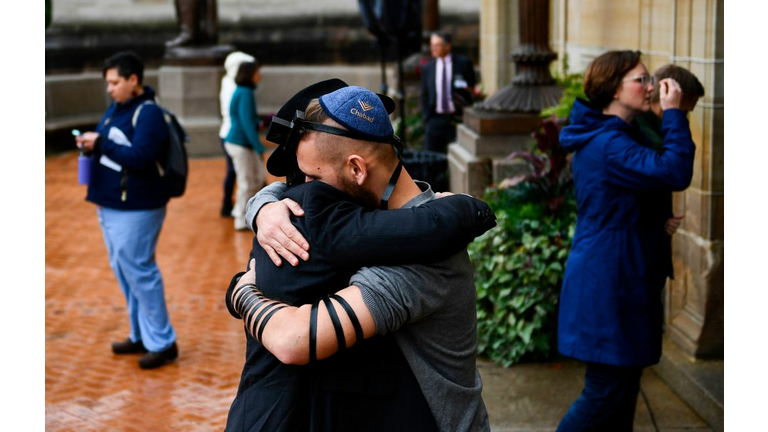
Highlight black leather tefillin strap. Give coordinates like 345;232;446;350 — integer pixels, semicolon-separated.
230;280;289;345
309;299;320;362
251;302;281;341
329;294;364;344
307;295;365;362
225;271;246;319
240;288;266;328
258;304;287;343
380;134;405;210
321;295;346;352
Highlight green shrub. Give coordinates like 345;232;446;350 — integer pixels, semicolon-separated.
470;182;576;366
470;62;583;366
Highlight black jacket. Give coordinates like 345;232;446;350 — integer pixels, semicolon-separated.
225;180;496;431
420;54;477;123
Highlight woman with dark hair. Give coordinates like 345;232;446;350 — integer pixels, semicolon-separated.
225;60;266;230
219;51;255;218
555;51;696;430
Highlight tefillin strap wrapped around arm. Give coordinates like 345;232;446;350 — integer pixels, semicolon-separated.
308;294;364;362
230;281;288;345
321;295;346;352
329;294;364;343
309;299;320;362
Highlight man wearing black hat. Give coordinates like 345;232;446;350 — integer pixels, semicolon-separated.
223;80;493;431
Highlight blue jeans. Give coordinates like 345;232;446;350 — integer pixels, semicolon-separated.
556;362;643;432
97;206;176;352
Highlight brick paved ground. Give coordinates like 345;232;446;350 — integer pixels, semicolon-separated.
45;152;272;431
45;151;711;431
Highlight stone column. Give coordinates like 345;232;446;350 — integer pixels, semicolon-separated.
159;46;233;157
449;0;560;196
665;0;725;359
479;0;516;96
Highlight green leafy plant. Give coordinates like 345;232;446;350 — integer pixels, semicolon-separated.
542;55;586;119
469;207;575;366
470;65;583;366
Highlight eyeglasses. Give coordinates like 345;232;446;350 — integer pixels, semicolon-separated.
623;74;656;88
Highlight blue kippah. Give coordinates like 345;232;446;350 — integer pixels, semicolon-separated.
319;86;394;140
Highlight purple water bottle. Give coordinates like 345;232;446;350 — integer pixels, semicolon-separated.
73;129;91;185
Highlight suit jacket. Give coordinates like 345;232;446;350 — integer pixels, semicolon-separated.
421;54;477;122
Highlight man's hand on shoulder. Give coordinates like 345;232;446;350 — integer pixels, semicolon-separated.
256;198;310;267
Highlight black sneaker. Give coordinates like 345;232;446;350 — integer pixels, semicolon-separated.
138;342;178;369
112;338;148;355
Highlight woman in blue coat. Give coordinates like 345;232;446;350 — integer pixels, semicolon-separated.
556;51;696;431
225;60;266;230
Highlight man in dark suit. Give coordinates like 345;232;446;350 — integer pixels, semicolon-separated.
420;31;477;154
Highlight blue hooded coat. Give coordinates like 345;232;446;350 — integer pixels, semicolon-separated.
557;98;695;367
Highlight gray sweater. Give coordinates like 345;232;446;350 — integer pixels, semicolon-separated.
245;181;490;431
351;184;489;432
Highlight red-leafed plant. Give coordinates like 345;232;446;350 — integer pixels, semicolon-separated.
498;115;573;216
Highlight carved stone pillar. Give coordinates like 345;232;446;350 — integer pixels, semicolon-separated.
450;0;560;195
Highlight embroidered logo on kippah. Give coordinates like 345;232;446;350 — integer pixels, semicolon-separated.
351;100;375;122
358;100;374;112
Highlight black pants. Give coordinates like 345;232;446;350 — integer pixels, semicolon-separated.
311;336;437;432
556;362;644;432
220;138;236;212
424;115;456;154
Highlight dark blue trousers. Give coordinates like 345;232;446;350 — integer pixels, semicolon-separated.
424;114;456;154
220;138;236;215
556;362;643;432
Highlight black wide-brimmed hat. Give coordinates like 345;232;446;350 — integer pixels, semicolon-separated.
265;79;396;182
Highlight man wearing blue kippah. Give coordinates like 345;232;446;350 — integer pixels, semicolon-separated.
224;82;491;431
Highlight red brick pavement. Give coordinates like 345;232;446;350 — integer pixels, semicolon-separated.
46;152;278;431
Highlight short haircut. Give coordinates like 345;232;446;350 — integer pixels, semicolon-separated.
651;64;705;105
583;50;642;110
431;31;452;45
302;98;397;168
103;51;145;84
234;60;261;87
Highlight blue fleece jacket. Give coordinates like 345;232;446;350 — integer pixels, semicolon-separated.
225;85;264;153
86;86;170;210
557;98;695;367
